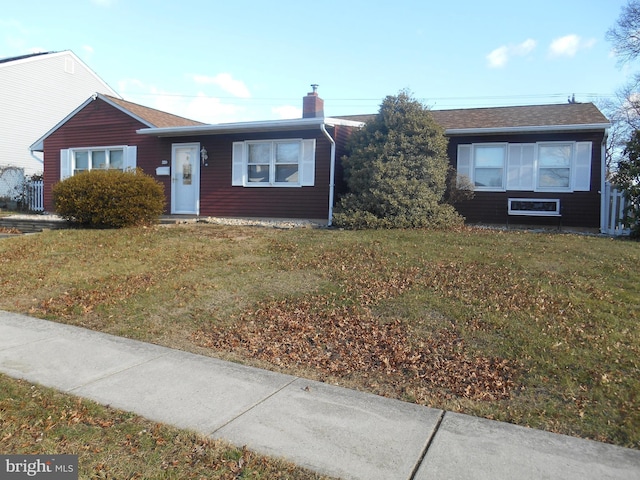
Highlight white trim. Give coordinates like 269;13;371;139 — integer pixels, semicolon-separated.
445;123;610;136
600;128;610;233
136;117;364;137
232;138;314;187
68;145;131;174
460;140;592;194
29;93;141;152
98;94;155;129
171;142;200;215
321;124;336;226
508;198;561;216
30;96;95;151
471;143;508;192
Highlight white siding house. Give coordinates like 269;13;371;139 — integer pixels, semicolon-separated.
0;50;118;179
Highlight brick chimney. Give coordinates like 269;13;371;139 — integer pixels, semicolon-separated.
302;84;324;118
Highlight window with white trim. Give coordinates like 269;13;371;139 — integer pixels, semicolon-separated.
232;139;315;187
72;147;125;175
59;146;137;180
457;141;592;193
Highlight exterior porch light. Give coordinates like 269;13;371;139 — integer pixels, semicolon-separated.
200;146;208;166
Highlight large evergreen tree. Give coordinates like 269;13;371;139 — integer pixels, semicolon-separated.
333;91;464;229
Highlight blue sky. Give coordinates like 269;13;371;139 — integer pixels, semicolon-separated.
0;0;634;124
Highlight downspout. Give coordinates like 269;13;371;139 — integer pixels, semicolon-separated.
600;127;609;234
320;123;336;226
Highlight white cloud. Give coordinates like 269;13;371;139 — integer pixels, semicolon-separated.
192;73;251;98
184;93;248;124
486;38;536;68
487;46;509;68
272;105;302;119
549;34;596;57
116;79;251;124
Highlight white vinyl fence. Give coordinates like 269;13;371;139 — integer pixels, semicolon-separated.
26;180;44;212
602;182;631;236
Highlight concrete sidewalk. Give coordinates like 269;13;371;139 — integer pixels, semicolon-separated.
0;311;638;480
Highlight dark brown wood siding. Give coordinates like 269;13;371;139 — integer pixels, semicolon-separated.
159;129;333;220
447;131;605;228
43;98;336;220
42;98;162;212
333;124;355;197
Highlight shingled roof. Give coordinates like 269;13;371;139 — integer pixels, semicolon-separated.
103;95;204;128
0;51;54;65
430;102;609;131
338;103;609;132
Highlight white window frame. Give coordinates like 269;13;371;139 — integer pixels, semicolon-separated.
72;146;127;174
60;146;137;180
508;198;560;216
232;138;315;187
471;143;507;192
457;141;591;193
535;142;573;192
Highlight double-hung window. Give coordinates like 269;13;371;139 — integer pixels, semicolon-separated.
537;143;572;190
232;139;315;187
473;144;506;190
247;141;300;184
457;141;591;193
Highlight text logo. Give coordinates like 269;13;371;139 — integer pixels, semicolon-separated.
0;455;78;479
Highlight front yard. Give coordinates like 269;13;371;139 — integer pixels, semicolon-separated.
0;224;638;449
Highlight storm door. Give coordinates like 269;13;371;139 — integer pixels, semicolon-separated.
171;143;200;214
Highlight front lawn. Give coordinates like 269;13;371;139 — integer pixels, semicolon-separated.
0;224;638;449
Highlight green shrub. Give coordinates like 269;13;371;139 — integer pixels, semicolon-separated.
333;90;465;230
53;169;165;228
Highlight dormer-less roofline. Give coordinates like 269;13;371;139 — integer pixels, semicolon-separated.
136;117;365;137
445;123;611;136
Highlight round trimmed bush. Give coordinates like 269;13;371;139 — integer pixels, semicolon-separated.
53;169;165;228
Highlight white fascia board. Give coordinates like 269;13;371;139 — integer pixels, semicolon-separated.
137;116;365;137
138;117;322;136
445;123;611;136
324;117;366;127
96;93;155;128
30;93;156;151
29;95;96;151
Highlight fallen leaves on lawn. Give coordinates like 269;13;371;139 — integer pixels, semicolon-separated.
30;273;155;318
194;295;515;402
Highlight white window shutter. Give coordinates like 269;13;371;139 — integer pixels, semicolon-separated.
300;139;316;186
456;145;472;186
232;142;245;186
507;144;534;190
573;142;592;191
60;149;71;180
124;146;137;171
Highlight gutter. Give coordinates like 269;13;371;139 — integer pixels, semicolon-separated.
445;123;611;136
320;123;337;226
136;117;364;137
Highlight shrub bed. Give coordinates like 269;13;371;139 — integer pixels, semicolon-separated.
53;169;165;228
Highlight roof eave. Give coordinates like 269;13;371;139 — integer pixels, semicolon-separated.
444;123;611;136
136;117;364;137
29;95;97;152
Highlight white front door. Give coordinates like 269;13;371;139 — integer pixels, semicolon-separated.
171;143;200;214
